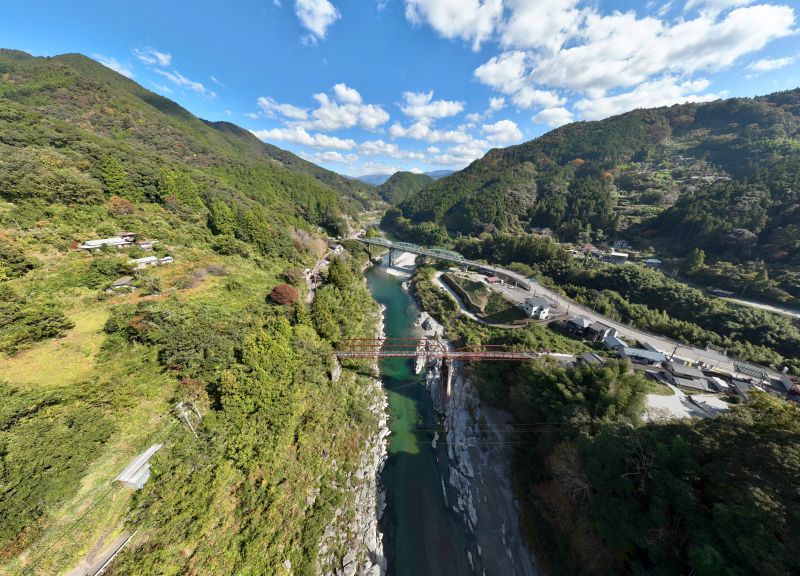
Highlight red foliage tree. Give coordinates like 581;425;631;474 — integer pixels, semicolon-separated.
268;283;299;306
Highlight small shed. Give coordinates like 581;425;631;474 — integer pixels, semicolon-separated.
602;251;629;265
577;352;606;366
130;256;159;269
109;276;136;291
115;444;163;489
485;276;503;285
673;377;712;392
642;258;662;269
567;315;592;335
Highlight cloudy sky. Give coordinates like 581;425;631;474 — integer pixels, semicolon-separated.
4;0;799;176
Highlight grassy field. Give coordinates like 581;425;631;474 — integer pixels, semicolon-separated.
0;306;108;390
479;292;529;324
441;272;489;311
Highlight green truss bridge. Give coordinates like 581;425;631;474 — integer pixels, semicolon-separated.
358;236;534;291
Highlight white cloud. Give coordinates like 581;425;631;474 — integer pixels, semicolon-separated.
152;83;173;94
684;0;754;15
489;96;505;111
93;55;134;78
473;51;529;94
431;139;489;166
333;82;362;104
427;146;441;153
359;161;402;175
210;75;225;87
404;0;503;50
400;91;465;119
574;77;721;120
748;55;795;72
300;150;358;165
251;126;356;149
224;110;233;117
533;107;574;127
133;47;172;67
532;5;795;93
481;119;523;145
154;69;216;98
463;2;795;121
257;96;309;120
389;121;472;144
500;0;585;52
359;139;425;159
295;0;341;39
301;90;390;130
511;87;565;109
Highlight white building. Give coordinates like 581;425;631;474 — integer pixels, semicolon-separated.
78;232;136;250
130;256;159;269
523;296;551;320
115;444;163;489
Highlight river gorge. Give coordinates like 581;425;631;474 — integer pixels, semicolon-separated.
364;249;538;576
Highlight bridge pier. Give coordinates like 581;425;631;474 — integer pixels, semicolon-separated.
389;248;396;266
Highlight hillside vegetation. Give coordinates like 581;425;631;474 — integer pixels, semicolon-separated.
0;49;381;575
376;171;433;205
389;89;800;269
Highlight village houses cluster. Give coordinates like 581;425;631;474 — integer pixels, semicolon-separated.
76;231;174;292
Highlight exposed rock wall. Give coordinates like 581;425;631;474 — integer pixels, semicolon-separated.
316;306;388;576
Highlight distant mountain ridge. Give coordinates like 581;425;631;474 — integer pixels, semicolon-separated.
356;169;454;186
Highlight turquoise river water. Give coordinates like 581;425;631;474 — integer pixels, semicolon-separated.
365;255;475;575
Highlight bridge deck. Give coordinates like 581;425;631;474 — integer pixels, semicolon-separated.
359;237;533;290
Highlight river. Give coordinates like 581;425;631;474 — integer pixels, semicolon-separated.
365;256;476;575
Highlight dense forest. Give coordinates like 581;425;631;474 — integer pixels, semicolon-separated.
376;171;433;205
387;89;800;269
0;50;382;574
473;359;800;576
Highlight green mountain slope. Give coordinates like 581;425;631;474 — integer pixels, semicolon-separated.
376;170;434;205
0;49;378;225
0;49;382;575
393;89;800;264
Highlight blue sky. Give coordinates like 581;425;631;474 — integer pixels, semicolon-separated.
2;0;799;176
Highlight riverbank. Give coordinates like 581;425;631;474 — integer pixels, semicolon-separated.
420;316;539;575
316;294;389;576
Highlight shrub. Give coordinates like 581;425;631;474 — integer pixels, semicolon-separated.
268;283;299;306
283;266;306;286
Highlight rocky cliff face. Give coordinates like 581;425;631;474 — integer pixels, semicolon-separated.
425;352;539;576
316;307;389;576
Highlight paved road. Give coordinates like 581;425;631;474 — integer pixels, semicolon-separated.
723;296;800;320
496;272;773;377
437;259;778;379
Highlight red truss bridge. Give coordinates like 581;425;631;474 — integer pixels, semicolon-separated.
336;337;541;361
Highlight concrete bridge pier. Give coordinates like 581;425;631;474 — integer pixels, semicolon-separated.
389;248;397;266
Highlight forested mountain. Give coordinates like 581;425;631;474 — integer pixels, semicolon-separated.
392;89;800;265
0;49;382;575
376;170;433;205
0;49;378;229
